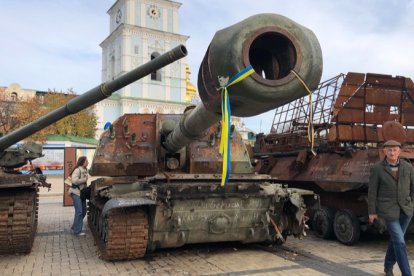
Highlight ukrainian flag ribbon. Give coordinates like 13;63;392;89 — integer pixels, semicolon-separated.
290;69;317;156
219;65;255;186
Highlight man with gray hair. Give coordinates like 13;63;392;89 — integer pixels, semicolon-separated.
368;140;414;276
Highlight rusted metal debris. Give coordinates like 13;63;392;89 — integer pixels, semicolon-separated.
254;72;414;245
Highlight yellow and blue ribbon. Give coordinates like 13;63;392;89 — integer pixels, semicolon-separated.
291;69;317;156
219;65;255;186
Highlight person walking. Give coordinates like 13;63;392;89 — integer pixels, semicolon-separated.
68;156;89;236
368;140;414;276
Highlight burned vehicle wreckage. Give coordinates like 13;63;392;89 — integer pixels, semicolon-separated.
87;13;322;261
254;72;414;245
0;44;187;255
1;13;323;259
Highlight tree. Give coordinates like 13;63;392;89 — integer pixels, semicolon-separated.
6;89;98;142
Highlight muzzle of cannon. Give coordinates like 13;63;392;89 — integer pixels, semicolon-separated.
163;13;322;153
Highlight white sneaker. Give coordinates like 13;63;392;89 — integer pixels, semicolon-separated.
76;232;86;236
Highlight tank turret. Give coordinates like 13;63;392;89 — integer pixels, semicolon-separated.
91;14;322;176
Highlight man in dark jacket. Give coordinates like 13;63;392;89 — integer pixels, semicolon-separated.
368;139;414;276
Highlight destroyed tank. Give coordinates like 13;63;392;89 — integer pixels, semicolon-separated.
87;13;323;261
253;72;414;245
0;45;187;254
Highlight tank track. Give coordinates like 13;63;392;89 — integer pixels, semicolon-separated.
88;202;148;261
0;188;38;254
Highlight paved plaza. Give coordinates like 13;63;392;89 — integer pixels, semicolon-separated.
1;177;414;275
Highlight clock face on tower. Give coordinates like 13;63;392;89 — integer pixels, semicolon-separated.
116;9;122;24
148;5;160;19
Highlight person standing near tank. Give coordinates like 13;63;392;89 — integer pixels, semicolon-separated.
69;156;89;236
368;140;414;276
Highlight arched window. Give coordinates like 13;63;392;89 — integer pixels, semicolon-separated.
11;92;17;101
150;52;161;81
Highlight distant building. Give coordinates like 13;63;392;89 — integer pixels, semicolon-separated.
233;118;256;146
95;0;196;138
1;83;47;103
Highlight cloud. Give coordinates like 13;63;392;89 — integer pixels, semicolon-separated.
0;1;112;91
1;0;413;134
179;0;414;133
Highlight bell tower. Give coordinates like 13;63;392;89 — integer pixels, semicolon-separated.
95;0;191;137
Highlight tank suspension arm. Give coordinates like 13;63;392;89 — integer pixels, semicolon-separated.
0;45;187;151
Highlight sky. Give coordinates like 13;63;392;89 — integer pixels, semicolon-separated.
1;0;413;134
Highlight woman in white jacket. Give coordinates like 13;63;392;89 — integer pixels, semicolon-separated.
69;156;89;236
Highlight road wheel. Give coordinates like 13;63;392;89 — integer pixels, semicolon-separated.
333;209;360;245
312;206;334;239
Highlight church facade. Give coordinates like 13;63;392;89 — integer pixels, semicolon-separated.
95;0;196;137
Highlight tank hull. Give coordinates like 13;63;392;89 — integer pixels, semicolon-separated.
87;175;315;261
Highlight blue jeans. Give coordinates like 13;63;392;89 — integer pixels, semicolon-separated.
384;211;413;276
71;193;86;234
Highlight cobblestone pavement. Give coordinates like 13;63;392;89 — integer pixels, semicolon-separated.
1;195;414;276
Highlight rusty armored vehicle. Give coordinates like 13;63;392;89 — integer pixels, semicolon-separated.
86;13;323;261
0;45;186;255
254;72;414;245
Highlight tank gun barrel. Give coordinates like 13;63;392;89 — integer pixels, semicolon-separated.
0;45;187;152
163;14;323;153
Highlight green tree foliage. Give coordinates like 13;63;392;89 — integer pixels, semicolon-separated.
3;89;97;142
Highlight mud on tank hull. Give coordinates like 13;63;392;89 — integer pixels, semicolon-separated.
88;174;316;261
